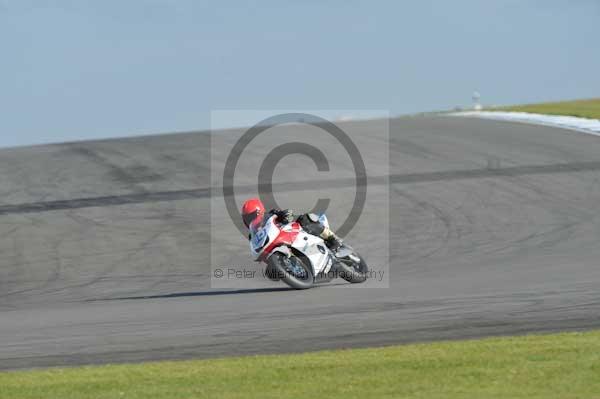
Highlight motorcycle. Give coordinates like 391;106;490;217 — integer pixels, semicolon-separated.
249;214;369;289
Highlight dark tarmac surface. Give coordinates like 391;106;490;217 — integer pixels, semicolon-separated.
2;116;600;370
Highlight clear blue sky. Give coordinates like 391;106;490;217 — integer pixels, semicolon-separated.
1;0;599;148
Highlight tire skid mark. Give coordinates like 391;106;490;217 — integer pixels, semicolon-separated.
391;186;455;268
3;160;600;216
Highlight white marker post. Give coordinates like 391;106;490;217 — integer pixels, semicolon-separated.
472;91;482;111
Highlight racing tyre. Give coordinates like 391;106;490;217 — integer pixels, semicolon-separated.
336;251;369;284
268;252;314;289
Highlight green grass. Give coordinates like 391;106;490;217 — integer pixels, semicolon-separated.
2;331;600;399
499;98;600;119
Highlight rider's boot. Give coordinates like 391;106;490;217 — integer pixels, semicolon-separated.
320;227;342;252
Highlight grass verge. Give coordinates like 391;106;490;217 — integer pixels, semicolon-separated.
500;98;600;119
2;331;600;398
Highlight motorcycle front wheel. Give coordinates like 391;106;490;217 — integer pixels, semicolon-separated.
268;252;314;289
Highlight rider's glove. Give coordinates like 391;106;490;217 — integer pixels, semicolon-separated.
276;209;294;225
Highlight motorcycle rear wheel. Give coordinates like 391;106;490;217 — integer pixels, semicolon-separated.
268;252;314;289
336;252;369;283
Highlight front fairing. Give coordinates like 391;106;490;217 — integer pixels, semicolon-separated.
249;215;279;260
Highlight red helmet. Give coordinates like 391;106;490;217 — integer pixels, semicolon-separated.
241;198;265;228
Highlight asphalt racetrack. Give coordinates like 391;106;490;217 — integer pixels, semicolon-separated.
2;116;600;370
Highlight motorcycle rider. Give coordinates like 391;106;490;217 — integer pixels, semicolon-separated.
241;197;343;252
